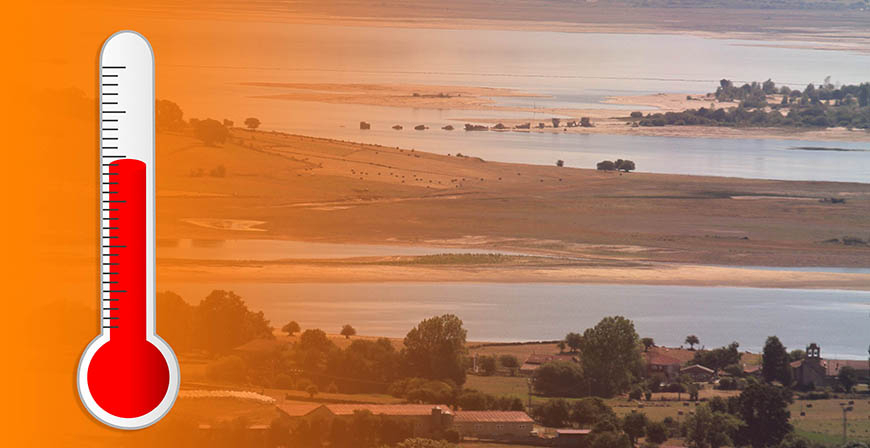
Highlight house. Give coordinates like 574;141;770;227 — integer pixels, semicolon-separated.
680;364;715;382
645;351;682;381
276;402;453;437
792;343;870;389
452;410;535;440
519;353;578;374
555;429;592;447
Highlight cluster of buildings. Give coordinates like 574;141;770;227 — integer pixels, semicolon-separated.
644;343;869;389
275;403;537;441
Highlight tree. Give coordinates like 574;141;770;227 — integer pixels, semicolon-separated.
762;336;792;385
734;383;793;448
597;160;617;171
589;431;632;448
282;320;301;337
615;159;636;172
222;118;234;128
623;412;648;446
341;324;357;339
156;99;185;131
692;342;741;372
859;83;870;107
646;421;668;444
685;335;700;350
788;349;805;362
837;366;858;392
306;384;318;398
329;338;400;393
534;399;571;427
157;291;195;353
641;337;655;352
402;314;467;385
478;355;497;376
552;118;561;128
579;316;642;397
298;328;336;372
499;354;520;376
556;159;564;167
570;397;616;427
684;404;740;448
533;360;585;397
245;117;261;130
195;290;273;354
565;332;583;353
557;341;567;353
193;118;229;145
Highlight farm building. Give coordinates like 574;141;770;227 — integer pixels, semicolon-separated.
452;410;535;440
680;364;715;382
645;350;682;381
276;402;453;437
555;429;592;447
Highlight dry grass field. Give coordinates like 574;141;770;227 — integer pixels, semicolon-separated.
150;129;870;291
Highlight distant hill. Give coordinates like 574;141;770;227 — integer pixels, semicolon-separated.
609;0;869;11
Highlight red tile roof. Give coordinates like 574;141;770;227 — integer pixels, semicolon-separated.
822;359;869;377
325;404;451;416
454;411;534;423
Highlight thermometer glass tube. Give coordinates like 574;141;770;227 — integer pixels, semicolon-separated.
77;31;180;430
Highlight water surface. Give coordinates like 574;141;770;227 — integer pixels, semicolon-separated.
159;282;870;359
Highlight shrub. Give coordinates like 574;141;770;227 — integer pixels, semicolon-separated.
193;118;229;145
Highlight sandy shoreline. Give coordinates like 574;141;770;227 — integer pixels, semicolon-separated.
158;257;870;291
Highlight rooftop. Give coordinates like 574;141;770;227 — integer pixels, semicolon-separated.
454;411;534;423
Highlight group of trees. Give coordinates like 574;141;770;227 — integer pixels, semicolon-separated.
635;79;870;129
532;382;795;448
597;159;636;172
155;99;262;144
534;316;643;398
158;290;273;354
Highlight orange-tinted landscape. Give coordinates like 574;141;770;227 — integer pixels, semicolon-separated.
7;1;870;447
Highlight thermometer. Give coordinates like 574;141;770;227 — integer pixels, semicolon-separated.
77;30;180;430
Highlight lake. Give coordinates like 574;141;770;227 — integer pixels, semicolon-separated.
158;282;870;359
145;22;870;182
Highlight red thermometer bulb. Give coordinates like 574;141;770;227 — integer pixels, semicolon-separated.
77;31;180;430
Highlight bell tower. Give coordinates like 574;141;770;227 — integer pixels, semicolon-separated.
806;343;821;364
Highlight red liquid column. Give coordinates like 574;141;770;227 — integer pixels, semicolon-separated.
87;158;169;418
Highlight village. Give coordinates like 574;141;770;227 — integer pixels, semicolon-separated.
140;290;870;448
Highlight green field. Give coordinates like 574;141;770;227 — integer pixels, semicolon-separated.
465;374;870;442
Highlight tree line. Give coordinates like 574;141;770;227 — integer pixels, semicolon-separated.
635;78;870;129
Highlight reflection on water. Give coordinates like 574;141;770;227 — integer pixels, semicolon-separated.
157;239;520;260
159;282;870;359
